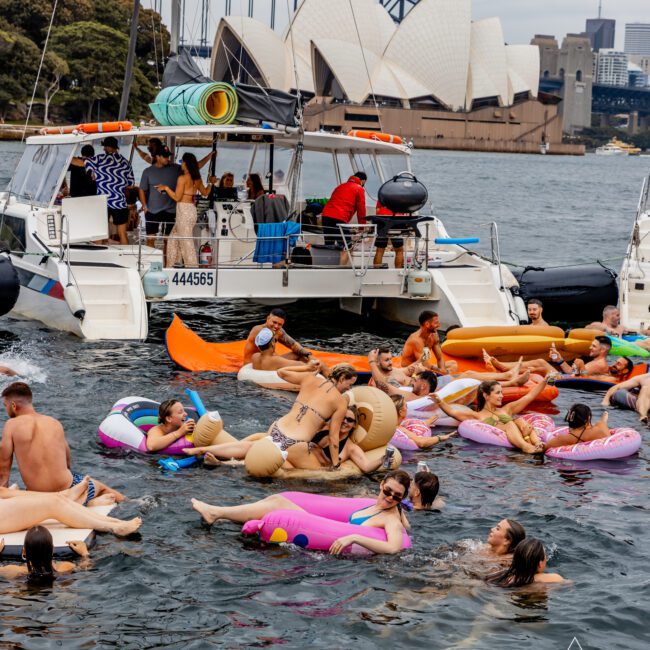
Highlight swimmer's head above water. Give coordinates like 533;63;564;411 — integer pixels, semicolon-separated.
410;471;439;509
487;537;548;587
23;525;55;583
487;518;526;556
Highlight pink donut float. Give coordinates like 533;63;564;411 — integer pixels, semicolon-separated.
458;413;555;448
540;427;642;461
241;492;411;554
390;418;433;451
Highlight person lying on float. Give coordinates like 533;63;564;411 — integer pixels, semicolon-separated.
602;371;650;424
432;378;551;454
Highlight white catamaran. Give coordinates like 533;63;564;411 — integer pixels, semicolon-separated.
0;124;527;340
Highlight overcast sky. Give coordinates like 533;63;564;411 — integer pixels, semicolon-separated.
163;0;649;51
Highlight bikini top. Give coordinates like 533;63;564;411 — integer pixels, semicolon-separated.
348;507;377;526
295;399;328;423
312;429;349;453
483;413;513;426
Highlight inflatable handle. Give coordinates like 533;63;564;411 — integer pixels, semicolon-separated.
158;456;199;472
434;238;480;245
185;389;207;417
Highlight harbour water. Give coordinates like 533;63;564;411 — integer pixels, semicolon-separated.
1;144;649;648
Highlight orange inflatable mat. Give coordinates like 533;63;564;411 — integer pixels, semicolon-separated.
165;314;372;373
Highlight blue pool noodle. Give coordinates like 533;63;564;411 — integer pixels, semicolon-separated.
434;237;480;245
185;388;207;417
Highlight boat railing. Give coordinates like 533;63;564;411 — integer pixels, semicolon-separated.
479;221;505;290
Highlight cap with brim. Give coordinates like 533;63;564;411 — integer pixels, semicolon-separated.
255;327;274;347
101;136;119;148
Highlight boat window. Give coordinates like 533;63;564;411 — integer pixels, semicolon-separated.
9;144;74;206
336;153;354;184
301;150;338;202
252;145;293;193
378;153;411;183
0;213;26;254
182;142;256;192
350;152;382;201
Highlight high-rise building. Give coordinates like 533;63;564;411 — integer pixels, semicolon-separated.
624;23;650;56
595;49;629;86
586;18;615;52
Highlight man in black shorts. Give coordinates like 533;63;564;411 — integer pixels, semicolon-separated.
139;147;182;252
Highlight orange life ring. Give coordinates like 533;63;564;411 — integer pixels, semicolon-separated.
39;121;132;135
347;130;403;145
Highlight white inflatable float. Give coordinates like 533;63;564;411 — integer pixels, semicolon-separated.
406;377;480;423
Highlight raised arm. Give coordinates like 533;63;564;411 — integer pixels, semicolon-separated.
277;360;321;386
430;393;478;422
146;419;195;452
505;376;550;414
197;150;215;169
329;517;405;555
431;340;447;374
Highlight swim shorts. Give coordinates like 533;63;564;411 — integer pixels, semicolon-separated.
70;472;96;505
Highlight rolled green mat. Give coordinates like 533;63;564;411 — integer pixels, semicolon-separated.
150;82;239;126
609;336;650;358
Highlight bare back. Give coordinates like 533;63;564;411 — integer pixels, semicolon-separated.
276;376;347;442
4;414;72;491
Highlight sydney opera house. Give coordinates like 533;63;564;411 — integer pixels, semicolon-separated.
210;0;582;154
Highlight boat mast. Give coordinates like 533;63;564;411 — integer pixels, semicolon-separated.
119;0;141;121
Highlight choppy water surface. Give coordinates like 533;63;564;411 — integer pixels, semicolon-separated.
1;145;649;648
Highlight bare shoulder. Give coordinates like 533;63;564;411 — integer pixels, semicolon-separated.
586;322;604;331
0;564;28;579
247;324;263;340
53;560;76;574
535;572;565;583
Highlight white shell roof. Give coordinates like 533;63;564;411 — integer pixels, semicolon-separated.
466;18;509;108
210;0;539;110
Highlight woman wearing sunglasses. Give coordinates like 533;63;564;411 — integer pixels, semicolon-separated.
191;470;412;555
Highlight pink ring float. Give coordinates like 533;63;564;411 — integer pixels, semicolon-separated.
540;427;642;461
390;418;433;451
458;413;555;448
241;491;411;554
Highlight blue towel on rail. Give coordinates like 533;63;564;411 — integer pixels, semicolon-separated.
253;221;301;264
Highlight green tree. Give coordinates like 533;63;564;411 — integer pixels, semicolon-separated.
50;21;128;121
0;29;40;119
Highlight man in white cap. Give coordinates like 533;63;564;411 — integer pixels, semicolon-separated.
243;308;312;367
251;327;317;371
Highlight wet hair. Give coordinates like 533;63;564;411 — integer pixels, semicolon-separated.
603;305;618;318
503;519;526;552
329;364;358;383
382;469;410;497
476;380;500;411
247;173;265;198
1;382;33;402
353;171;367;181
158;399;180;424
390;393;406;415
595;335;612;351
24;526;55;583
181;153;201;181
80;144;95;157
414;471;439;507
418;370;438;393
564;403;591;429
488;538;546;587
418;310;438;326
269;308;286;320
528;299;543;309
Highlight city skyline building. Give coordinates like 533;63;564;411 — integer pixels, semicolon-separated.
595;49;629;86
624;23;650;55
586;18;615;52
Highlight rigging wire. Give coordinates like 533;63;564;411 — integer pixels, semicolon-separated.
149;0;161;87
22;0;59;140
348;0;382;131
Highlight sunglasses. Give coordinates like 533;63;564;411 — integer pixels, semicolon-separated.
382;486;405;501
343;417;357;424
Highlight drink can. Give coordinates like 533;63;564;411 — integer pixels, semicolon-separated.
383;445;396;469
417;461;430;474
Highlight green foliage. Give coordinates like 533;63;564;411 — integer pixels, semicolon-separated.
0;0;170;122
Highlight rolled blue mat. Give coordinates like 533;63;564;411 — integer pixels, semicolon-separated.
434;237;480;245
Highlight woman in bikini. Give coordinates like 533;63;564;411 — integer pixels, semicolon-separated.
542;403;610;450
156;152;212;268
191;470;411;555
431;378;551;454
266;361;358;469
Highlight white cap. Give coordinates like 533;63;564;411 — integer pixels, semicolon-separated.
255;327;274;347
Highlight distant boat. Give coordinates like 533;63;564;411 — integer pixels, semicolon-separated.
539;142;550;155
596;138;642;156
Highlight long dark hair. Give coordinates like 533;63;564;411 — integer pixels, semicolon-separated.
564;403;591;429
477;380;500;410
503;519;526;552
247;173;265;198
181;153;201;181
487;538;546;587
24;526;55;583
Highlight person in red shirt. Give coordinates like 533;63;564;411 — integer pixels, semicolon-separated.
321;171;367;264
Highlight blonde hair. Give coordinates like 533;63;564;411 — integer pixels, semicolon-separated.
390;393;406;415
329;363;358;382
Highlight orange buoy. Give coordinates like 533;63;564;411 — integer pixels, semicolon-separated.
347;130;403;145
39;121;132;136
